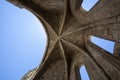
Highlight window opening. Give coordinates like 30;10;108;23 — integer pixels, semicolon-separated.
80;65;90;80
91;36;115;54
81;0;99;11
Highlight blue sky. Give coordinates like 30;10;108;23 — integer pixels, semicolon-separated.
91;36;115;54
0;0;46;80
0;0;114;80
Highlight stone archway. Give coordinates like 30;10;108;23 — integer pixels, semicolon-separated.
8;0;120;80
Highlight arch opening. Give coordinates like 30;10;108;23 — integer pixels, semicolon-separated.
0;1;47;80
80;65;90;80
81;0;99;11
90;36;115;54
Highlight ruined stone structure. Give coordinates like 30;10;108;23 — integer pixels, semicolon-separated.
8;0;120;80
22;68;37;80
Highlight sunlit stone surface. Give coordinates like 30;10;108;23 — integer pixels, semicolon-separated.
8;0;120;80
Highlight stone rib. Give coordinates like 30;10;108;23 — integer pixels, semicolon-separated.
7;0;120;80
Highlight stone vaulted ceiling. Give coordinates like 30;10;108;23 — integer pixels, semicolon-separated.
8;0;120;80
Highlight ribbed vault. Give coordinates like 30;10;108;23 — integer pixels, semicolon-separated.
8;0;120;80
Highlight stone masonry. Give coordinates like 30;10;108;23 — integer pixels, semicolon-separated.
8;0;120;80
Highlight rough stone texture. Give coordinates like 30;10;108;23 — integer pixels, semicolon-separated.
8;0;120;80
22;68;37;80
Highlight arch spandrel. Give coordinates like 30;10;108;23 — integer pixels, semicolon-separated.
8;0;120;80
